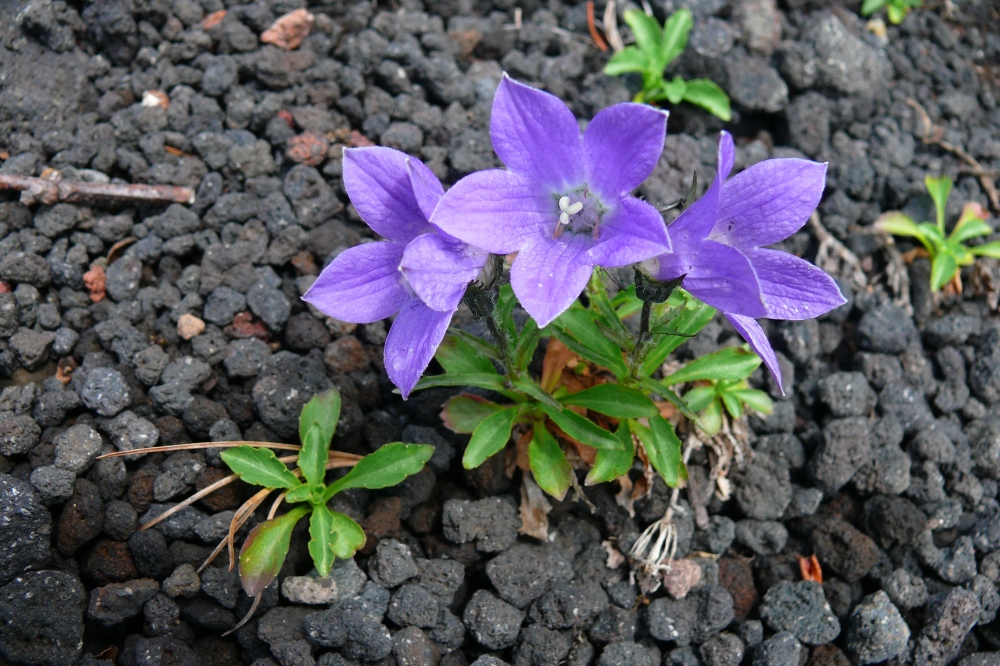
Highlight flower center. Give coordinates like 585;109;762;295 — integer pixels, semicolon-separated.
552;185;606;239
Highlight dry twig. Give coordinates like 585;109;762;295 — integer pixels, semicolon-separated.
586;2;608;51
0;173;195;206
604;1;624;52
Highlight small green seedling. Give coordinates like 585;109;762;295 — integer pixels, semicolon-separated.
876;175;998;292
603;8;731;121
861;0;922;25
222;389;433;597
663;346;773;436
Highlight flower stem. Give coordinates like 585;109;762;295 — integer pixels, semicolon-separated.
485;308;515;378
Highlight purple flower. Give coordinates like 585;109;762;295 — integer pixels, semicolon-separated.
641;131;846;388
431;75;672;328
303;147;487;398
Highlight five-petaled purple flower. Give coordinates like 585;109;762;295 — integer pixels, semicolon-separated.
431;75;672;328
304;147;487;398
641;131;846;389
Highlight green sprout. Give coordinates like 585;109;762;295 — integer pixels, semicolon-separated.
603;8;731;121
876;175;999;292
663;347;774;436
860;0;922;25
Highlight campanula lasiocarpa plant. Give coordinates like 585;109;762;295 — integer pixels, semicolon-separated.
861;0;922;25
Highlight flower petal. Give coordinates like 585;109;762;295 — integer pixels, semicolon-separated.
665;131;736;248
589;196;671;267
726;313;783;394
343;147;431;243
431;169;551;254
584;103;668;201
303;241;408;323
744;248;846;320
407;156;444;220
400;232;488;312
649;240;767;318
510;235;594;328
491;75;584;190
714;158;827;249
385;300;454;399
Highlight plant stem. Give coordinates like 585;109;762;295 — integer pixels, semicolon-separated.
628;299;652;373
485;308;515;379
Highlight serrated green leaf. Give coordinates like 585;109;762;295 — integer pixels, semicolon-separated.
308;503;336;577
560;384;659;418
528;425;573;500
604;47;650;76
436;334;498;375
682;385;716;413
221;446;302;489
239;506;310;596
861;0;887;15
661;8;693;66
624;9;662;58
413;372;508;393
925;175;952;232
298;424;327;488
663;76;687;105
969;241;1000;258
930;253;959;291
440;394;506;434
514;319;541;372
329;511;366;558
586;421;635;485
729;388;774;415
539;403;623;450
323;443;434;500
630;416;686;487
284;484;313;504
662;346;762;385
681;78;732;121
299;388;341;452
463;406;519;468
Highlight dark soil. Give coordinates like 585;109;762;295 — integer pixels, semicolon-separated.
1;0;1000;665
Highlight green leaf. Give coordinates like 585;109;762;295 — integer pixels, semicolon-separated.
299;388;341;452
925;175;953;232
496;283;518;342
324;443;434;500
284;484;313;504
663;76;687;105
239;506;310;596
511;376;562;409
969;241;1000;258
560;384;659;418
604;47;650;76
413;372;508;393
630;416;686;487
861;0;887;15
586;421;635;485
729;388;774;415
639;377;703;424
298;424;327;488
449;329;500;361
719;391;743;419
930;253;958;291
463;406;519;469
436;334;498;375
308;503;336;577
662;346;762;385
640;296;716;377
624;9;662;58
514;319;541;372
681;78;732;121
329;511;366;558
528;425;573;500
886;1;906;23
550;308;629;378
441;394;506;434
660;9;693;67
539;403;624;450
875;211;925;239
682;385;716;413
221;446;301;489
700;399;723;435
950;204;992;243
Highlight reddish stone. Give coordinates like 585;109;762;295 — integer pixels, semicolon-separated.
194;467;242;512
285;132;328;167
808;643;851;666
85;539;138;585
226;311;270;340
57;478;104;556
83;265;106;302
201;9;226;29
260;8;315;50
323;335;369;375
360;496;403;554
128;468;157;513
718;556;759;619
276;109;295;128
347;130;375;148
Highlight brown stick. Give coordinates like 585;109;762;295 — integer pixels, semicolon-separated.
97;441;302;459
0;174;195;206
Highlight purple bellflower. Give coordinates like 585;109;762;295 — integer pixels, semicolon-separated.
431;75;672;328
641;131;846;388
303;147;488;398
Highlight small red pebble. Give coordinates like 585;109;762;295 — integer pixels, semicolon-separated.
348;130;375;148
201;9;226;29
286;132;329;167
276;109;295;128
83;265;106;303
0;281;11;293
260;8;315;50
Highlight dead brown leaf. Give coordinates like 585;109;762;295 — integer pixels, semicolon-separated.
55;357;77;385
518;473;552;541
107;237;136;264
798;554;823;583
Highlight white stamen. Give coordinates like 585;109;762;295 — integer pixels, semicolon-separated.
559;211;570;225
558;196;570;212
566;201;583;215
